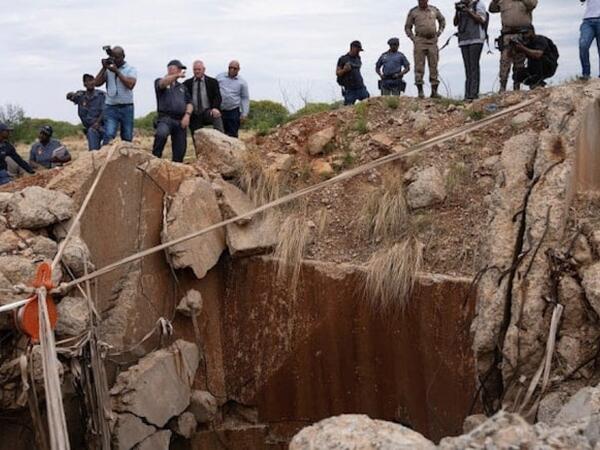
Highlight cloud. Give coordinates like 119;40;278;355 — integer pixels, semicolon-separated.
0;0;588;123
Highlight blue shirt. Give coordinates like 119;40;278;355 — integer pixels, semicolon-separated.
70;89;105;129
216;73;250;117
29;139;65;169
376;51;410;77
105;62;137;105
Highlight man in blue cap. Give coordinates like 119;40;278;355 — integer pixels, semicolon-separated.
152;60;193;163
336;40;370;105
0;123;34;185
29;126;71;169
376;38;411;95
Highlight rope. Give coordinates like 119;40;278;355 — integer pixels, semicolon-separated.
37;287;71;450
53;95;541;292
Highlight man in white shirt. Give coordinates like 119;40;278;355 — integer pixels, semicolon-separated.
580;0;600;79
216;61;250;138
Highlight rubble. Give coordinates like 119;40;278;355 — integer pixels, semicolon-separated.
111;340;200;428
162;177;226;279
7;186;74;229
289;415;436;450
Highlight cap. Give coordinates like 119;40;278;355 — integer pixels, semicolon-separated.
167;59;187;70
39;125;53;136
0;123;13;132
350;40;364;51
388;37;400;46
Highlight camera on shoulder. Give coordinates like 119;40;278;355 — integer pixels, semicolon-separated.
455;0;470;11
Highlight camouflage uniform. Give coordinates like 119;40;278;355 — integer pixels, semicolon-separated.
489;0;538;90
405;5;446;89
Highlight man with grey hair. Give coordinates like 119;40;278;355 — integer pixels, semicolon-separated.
216;60;250;138
183;60;224;139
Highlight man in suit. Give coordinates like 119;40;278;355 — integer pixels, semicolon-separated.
183;60;224;139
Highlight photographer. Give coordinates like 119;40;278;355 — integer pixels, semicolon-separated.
66;74;105;151
375;38;411;96
511;26;559;89
579;0;600;80
454;0;488;100
336;40;370;105
152;60;193;163
93;46;137;143
489;0;538;92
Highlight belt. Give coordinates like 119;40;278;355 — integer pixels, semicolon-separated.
223;107;240;112
158;112;184;120
107;103;134;108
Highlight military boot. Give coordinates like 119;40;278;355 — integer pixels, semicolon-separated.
513;82;521;91
430;85;441;99
417;84;425;99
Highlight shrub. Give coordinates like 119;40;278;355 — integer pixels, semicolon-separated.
385;97;400;110
134;111;157;132
244;100;289;132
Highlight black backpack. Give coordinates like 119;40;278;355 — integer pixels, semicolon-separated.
545;37;560;74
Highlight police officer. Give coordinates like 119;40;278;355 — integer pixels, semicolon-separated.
29;126;71;169
489;0;538;92
67;74;106;151
336;40;370;105
376;38;411;96
152;60;193;163
0;123;34;185
405;0;446;99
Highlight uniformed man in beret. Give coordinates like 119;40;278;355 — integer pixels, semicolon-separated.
376;38;411;96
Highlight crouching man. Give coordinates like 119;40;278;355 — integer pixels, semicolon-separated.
29;125;71;169
510;26;559;89
152;60;193;163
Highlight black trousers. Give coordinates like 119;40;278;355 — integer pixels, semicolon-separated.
152;116;187;163
189;110;224;140
460;43;483;100
513;58;557;88
222;108;241;138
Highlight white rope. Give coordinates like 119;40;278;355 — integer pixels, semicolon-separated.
37;287;71;450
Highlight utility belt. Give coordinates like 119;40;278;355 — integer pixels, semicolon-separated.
106;103;134;108
495;26;530;51
156;112;185;125
378;77;407;92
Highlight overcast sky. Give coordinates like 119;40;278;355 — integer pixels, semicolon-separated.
0;1;589;123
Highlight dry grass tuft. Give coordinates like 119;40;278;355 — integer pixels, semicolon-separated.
238;148;284;205
364;235;424;313
273;213;311;293
361;173;409;241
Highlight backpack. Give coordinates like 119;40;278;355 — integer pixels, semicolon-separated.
543;37;560;76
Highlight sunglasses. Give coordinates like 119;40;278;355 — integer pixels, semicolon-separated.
229;66;240;70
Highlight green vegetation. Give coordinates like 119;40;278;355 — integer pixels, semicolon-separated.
245;100;289;135
467;109;484;121
289;102;341;121
134;111;158;133
353;101;369;135
384;96;400;110
12;118;82;143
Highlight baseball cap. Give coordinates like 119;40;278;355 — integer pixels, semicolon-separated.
39;125;53;136
0;123;13;132
388;37;400;46
167;59;187;70
350;40;364;51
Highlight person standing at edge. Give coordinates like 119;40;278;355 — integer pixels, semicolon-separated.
489;0;538;92
579;0;600;80
216;60;250;138
152;60;193;163
93;46;137;143
184;61;224;142
454;0;488;100
67;74;106;150
336;40;370;106
0;123;34;185
376;38;411;96
405;0;446;99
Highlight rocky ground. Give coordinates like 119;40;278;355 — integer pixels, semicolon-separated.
1;79;600;449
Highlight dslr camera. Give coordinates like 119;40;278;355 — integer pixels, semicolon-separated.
102;45;116;67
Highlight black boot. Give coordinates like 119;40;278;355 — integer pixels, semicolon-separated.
430;85;441;99
417;84;424;99
499;81;507;93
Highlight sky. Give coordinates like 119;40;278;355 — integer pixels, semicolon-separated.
0;0;590;123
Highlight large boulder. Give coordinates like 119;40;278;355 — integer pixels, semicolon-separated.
59;236;94;277
213;178;255;225
405;166;446;209
7;186;74;229
162;177;226;279
553;384;600;426
194;129;247;177
110;340;200;428
112;413;156;450
55;296;90;337
289;415;435;450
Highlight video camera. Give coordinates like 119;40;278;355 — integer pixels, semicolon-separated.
455;0;471;11
102;45;115;67
509;35;526;47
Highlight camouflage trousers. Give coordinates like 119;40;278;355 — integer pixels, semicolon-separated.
414;40;439;86
499;34;527;86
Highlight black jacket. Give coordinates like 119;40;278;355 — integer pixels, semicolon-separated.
183;76;222;112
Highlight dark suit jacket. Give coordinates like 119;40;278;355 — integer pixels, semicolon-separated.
184;76;222;112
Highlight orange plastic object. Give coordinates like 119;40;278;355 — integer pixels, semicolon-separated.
14;262;58;343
